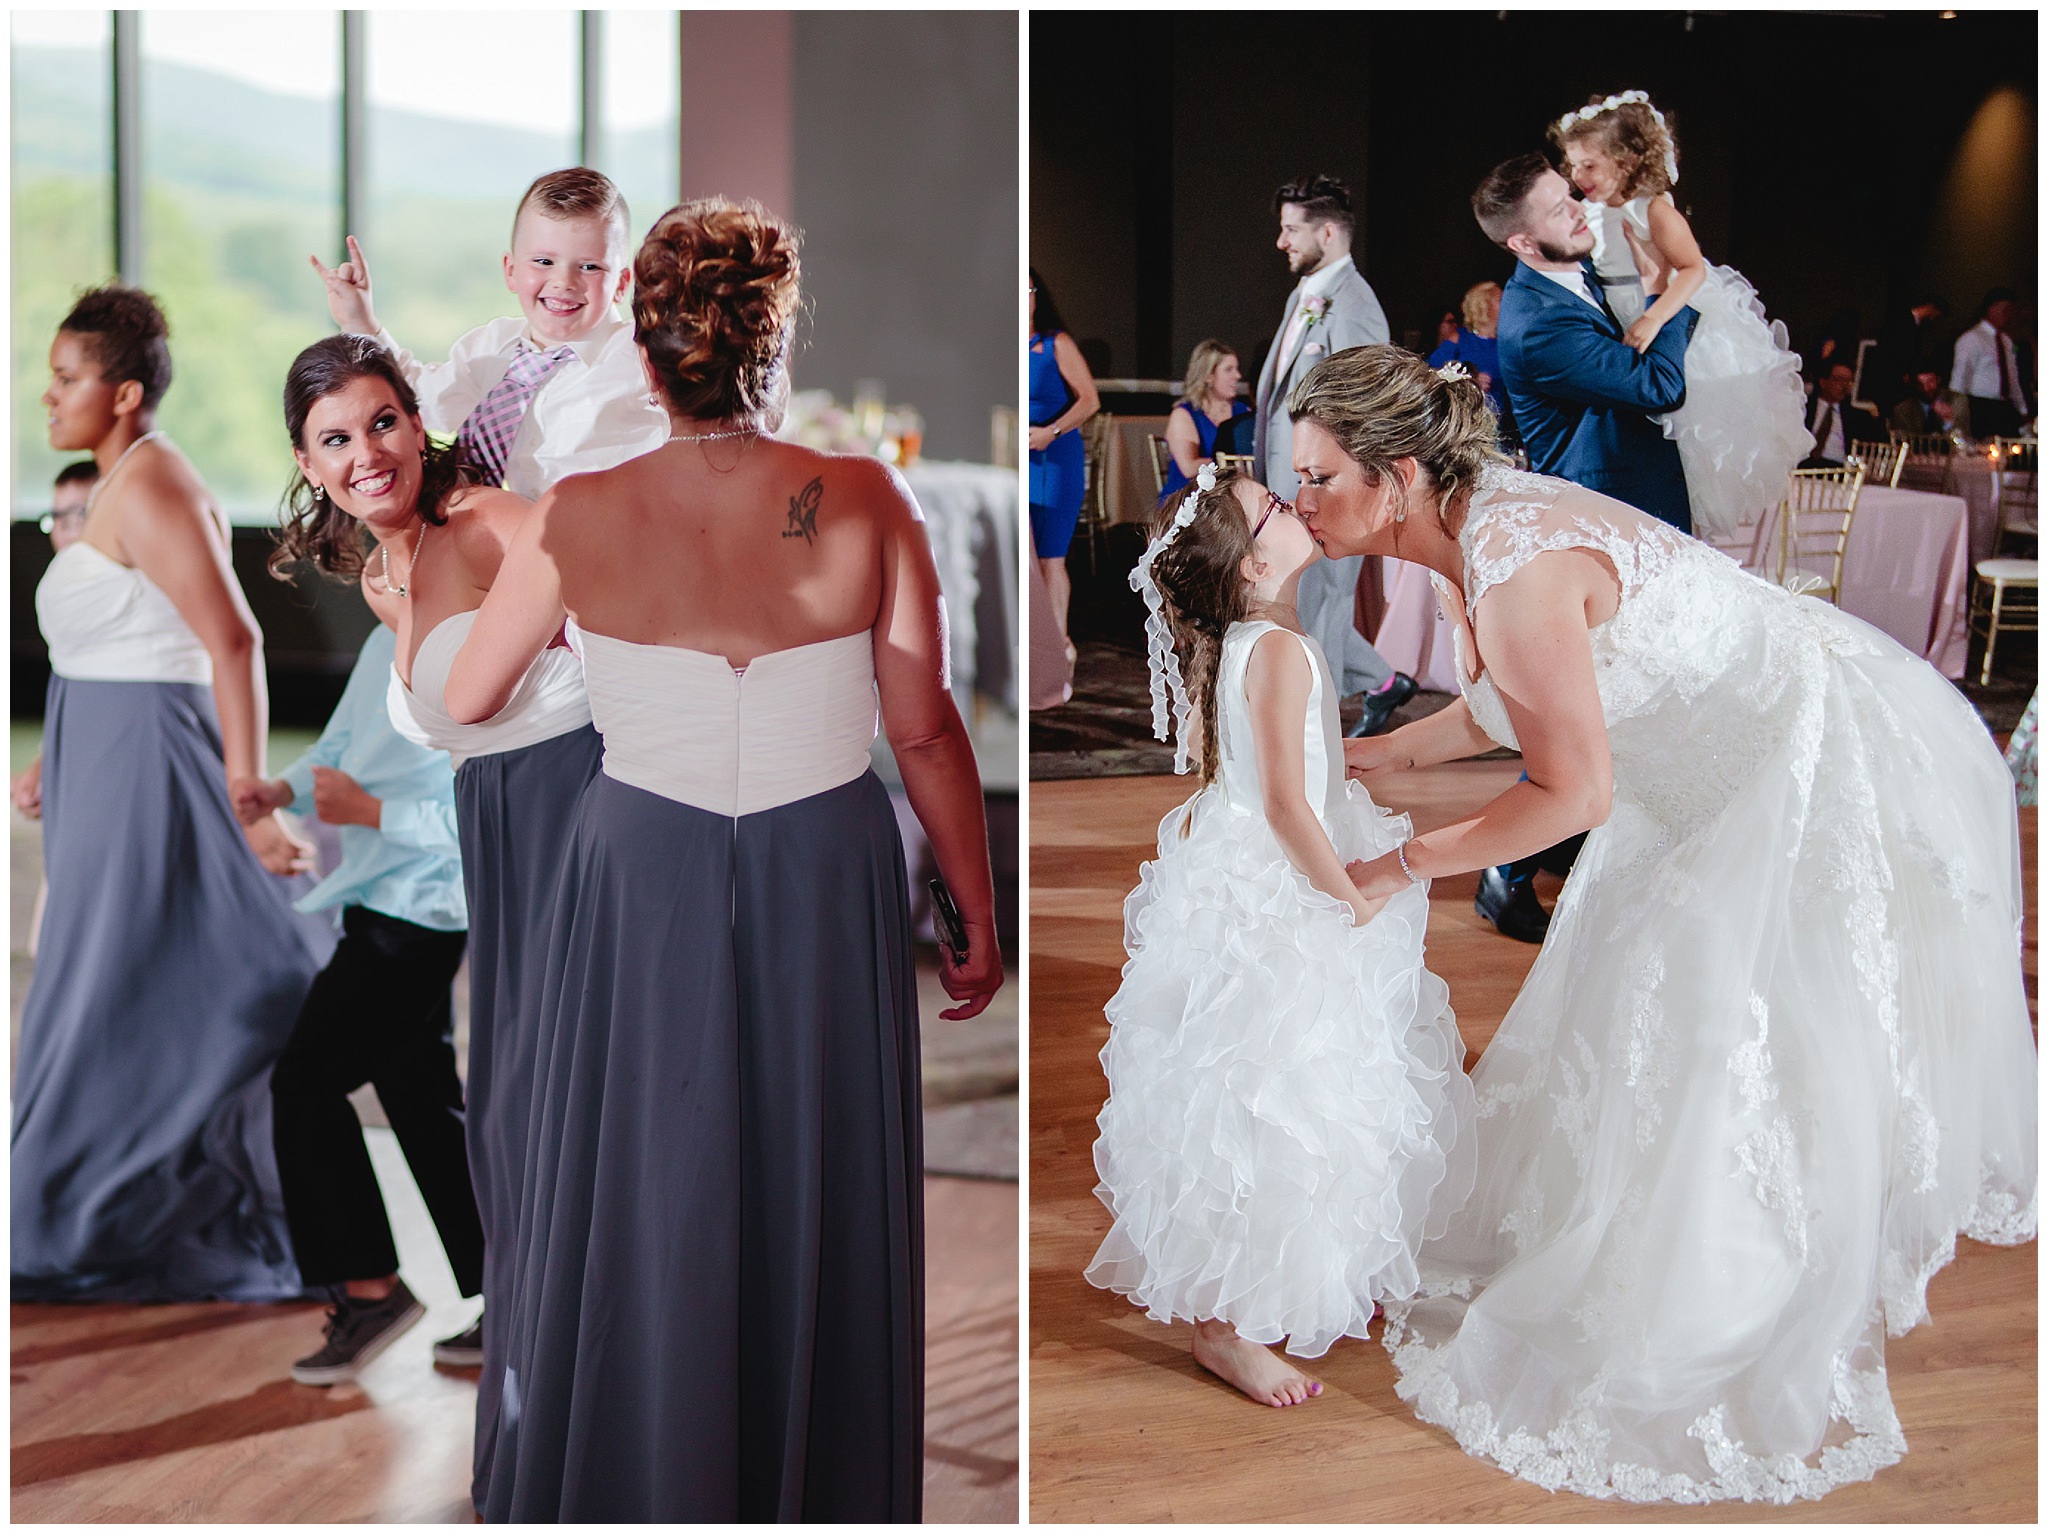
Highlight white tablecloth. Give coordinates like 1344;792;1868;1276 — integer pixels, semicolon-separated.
905;460;1018;709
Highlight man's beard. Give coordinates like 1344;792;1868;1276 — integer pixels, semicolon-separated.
1533;234;1590;264
1290;241;1325;273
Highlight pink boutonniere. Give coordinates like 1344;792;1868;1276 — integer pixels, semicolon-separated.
1300;294;1332;325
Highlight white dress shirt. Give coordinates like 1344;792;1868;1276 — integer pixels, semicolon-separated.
1807;393;1848;463
1950;319;2028;412
1535;264;1606;312
375;310;670;501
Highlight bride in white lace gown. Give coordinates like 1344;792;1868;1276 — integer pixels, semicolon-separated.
1288;347;2036;1503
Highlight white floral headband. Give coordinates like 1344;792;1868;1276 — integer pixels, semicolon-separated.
1126;461;1218;774
1557;89;1679;186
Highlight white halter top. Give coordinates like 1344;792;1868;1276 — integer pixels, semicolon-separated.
567;620;877;817
388;609;592;769
36;542;213;684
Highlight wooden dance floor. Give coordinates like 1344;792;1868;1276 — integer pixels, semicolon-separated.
11;1146;1018;1523
1030;762;2038;1523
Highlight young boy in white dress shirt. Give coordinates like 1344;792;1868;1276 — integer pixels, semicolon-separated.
310;167;668;498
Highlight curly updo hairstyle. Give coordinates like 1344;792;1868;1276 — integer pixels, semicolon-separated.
1288;345;1506;532
1143;470;1260;788
1550;93;1677;201
270;334;469;582
59;284;173;409
634;197;802;428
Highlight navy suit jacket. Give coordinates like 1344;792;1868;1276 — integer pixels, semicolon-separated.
1497;259;1699;533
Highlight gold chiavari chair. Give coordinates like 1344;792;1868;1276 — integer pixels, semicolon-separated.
1214;453;1255;476
1845;436;1907;488
1145;435;1172;500
1969;556;2038;685
1890;429;1955;493
1070;411;1118;574
1773;465;1865;606
1990;436;2038;556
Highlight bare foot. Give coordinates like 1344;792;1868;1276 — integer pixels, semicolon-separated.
1191;1319;1322;1408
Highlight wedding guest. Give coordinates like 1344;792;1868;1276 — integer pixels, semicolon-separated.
1251;173;1413;738
1029;268;1099;663
1426;280;1508;423
13;285;322;1303
268;332;600;1505
445;196;1003;1520
1159;338;1252;504
1889;369;1955;436
1800;358;1885;467
43;459;96;551
1950;287;2031;439
310;167;668;500
1869;292;1947;415
233;626;483;1385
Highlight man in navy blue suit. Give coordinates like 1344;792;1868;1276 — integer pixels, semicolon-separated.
1473;153;1697;533
1460;153;1700;944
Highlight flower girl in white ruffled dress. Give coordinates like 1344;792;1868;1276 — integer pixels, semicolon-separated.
1554;90;1812;540
1084;465;1476;1407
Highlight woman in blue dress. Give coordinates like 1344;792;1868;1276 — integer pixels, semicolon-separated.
1029;268;1099;663
1159;338;1254;505
1425;281;1509;430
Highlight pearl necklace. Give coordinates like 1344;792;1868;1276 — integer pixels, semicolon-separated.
668;426;757;444
85;428;165;515
381;523;426;597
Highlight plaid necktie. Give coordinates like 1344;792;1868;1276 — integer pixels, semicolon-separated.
456;342;576;486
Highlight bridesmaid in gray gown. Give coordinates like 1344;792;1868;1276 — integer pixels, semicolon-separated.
12;286;323;1301
446;198;1004;1521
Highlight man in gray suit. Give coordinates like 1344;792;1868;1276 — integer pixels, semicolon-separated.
1252;174;1413;735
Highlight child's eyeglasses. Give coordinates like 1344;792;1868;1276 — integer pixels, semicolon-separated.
1252;490;1288;540
39;509;85;536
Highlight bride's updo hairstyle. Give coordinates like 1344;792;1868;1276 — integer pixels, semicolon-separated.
1288;345;1505;534
634;197;801;427
1550;91;1677;201
1144;471;1258;788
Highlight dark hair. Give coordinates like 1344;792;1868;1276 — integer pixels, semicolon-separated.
270;334;465;582
53;460;99;490
1471;153;1555;250
513;166;631;251
1144;471;1259;788
58;285;173;409
1029;266;1067;337
1983;286;2020;313
1273;173;1355;238
634;197;802;427
1913;291;1949;316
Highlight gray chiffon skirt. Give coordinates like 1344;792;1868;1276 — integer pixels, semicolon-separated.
453;724;604;1502
11;678;325;1302
481;768;923;1523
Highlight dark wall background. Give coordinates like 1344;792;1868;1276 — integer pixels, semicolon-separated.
795;11;1017;463
1032;11;2036;382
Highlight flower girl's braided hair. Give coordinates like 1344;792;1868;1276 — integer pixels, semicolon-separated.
1550;90;1679;200
1130;465;1257;785
1289;345;1506;536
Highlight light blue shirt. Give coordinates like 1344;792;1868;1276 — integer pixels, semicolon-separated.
280;627;467;932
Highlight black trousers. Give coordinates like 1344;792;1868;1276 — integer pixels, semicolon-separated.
271;905;484;1296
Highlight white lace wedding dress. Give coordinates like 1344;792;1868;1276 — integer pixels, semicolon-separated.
1387;465;2037;1503
1588;197;1811;540
1087;621;1477;1357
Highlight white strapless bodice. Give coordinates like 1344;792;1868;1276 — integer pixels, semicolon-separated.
389;609;592;769
568;621;877;817
35;542;213;684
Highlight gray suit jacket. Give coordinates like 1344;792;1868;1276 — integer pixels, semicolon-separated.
1252;258;1391;496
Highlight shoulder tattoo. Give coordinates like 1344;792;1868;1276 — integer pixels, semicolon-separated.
782;476;823;545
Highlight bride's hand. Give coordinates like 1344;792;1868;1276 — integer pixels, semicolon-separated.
1344;735;1412;780
308;234;378;336
937;919;1004;1021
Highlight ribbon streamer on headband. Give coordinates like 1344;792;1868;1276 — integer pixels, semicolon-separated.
1125;462;1216;774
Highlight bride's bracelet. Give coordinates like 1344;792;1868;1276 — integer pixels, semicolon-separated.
1396;840;1419;883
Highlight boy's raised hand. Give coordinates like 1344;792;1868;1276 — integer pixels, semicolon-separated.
309;234;378;335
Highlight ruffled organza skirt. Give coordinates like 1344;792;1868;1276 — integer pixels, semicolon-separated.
1086;782;1477;1358
1660;264;1814;539
1386;599;2037;1502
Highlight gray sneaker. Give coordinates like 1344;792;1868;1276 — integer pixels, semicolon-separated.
432;1313;483;1367
290;1280;425;1386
